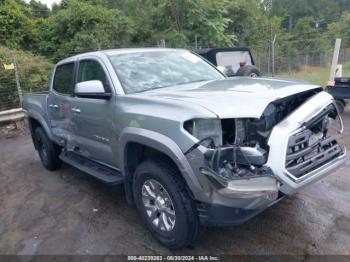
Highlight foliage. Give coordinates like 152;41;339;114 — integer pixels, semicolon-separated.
289;17;331;55
149;0;234;48
226;0;269;47
118;0;234;48
0;0;34;49
0;45;53;110
36;0;134;62
1;0;350;109
28;0;50;18
3;0;349;57
264;0;350;23
327;12;350;47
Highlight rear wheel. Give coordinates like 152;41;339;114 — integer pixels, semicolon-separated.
236;65;261;77
35;127;62;171
335;99;346;114
133;160;200;249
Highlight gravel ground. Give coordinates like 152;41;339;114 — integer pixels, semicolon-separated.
0;111;349;256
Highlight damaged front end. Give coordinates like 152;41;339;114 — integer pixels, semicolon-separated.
184;90;346;205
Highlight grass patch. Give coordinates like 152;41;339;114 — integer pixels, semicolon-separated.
343;62;350;75
276;62;350;87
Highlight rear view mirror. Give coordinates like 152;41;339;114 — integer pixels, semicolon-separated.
75;80;111;99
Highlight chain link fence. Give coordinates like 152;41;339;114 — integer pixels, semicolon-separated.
0;74;20;112
1;40;350;114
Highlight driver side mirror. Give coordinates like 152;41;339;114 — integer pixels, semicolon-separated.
75;80;111;100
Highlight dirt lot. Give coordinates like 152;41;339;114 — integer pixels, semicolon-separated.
0;112;349;256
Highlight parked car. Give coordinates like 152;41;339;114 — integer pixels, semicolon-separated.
193;47;261;77
23;48;346;249
327;77;350;113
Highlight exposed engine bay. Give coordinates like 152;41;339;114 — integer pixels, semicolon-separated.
188;89;343;186
221;89;323;150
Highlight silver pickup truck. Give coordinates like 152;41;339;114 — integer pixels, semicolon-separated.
23;48;347;249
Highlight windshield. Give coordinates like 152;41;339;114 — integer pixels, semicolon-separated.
109;50;224;94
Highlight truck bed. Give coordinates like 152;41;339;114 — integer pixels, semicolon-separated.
23;92;50;126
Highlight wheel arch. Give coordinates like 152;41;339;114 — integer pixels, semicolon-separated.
26;112;54;149
118;128;203;204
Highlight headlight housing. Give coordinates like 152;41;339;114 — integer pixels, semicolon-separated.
184;118;222;147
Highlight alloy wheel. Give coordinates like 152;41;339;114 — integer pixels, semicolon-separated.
141;179;176;232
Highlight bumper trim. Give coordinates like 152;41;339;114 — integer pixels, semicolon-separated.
197;196;284;226
284;147;347;184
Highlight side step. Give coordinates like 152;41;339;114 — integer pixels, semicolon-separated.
59;151;124;185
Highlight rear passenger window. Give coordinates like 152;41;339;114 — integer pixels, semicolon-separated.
53;63;75;95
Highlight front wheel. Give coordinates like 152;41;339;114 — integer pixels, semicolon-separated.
133;160;200;249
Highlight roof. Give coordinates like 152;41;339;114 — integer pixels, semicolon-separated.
57;48;185;65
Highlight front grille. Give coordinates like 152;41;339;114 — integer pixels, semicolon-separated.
285;128;342;179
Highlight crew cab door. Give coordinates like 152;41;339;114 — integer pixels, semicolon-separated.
69;58;115;166
47;62;75;143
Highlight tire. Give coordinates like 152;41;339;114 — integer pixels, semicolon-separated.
34;127;62;171
133;160;200;249
335;99;346;114
236;65;261;77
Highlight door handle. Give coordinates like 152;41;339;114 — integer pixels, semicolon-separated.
71;108;81;113
49;104;59;109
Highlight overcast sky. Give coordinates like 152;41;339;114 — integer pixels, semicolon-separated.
24;0;62;8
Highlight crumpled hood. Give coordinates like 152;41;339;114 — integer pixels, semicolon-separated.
137;77;322;118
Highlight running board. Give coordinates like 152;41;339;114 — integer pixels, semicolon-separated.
59;151;124;185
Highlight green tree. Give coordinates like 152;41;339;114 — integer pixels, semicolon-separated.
150;0;233;47
37;0;134;61
0;0;34;49
327;12;350;47
0;45;53;110
263;0;350;31
28;0;51;18
289;17;330;56
226;0;270;47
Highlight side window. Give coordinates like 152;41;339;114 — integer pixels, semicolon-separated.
53;63;75;95
78;60;110;92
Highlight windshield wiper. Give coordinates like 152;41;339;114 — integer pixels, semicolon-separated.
179;79;214;85
132;79;217;94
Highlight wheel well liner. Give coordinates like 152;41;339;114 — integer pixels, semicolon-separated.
124;142;178;181
123;142;192;204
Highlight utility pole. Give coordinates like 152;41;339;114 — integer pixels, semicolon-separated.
288;15;293;33
329;38;342;85
159;39;166;48
271;34;276;77
286;15;292;73
267;44;271;76
12;52;23;106
270;21;277;77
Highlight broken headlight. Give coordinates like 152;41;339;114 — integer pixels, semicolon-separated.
184;118;222;147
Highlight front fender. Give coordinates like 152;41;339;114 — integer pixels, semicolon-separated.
118;127;204;197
